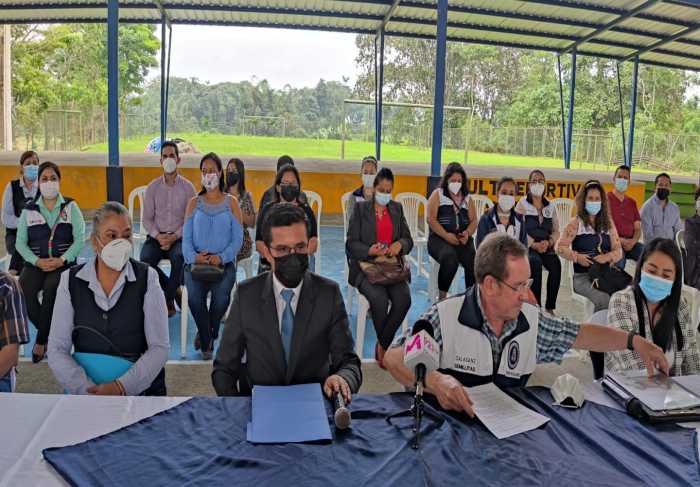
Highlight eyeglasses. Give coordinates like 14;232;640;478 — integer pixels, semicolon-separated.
529;179;545;184
496;277;533;293
269;242;308;256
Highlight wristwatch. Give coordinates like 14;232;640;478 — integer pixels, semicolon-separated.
626;331;636;351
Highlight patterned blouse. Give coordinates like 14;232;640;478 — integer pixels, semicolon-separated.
236;191;255;261
606;286;700;376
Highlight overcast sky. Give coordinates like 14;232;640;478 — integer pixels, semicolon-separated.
152;25;360;89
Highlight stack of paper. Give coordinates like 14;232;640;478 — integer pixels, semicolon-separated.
246;383;332;444
465;383;550;439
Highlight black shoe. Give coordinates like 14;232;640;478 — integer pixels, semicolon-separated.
32;344;46;364
194;332;201;351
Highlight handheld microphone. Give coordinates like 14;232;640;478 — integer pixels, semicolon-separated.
333;392;351;430
403;319;440;397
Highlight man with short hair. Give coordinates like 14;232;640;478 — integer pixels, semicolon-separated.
213;203;361;400
607;165;643;267
384;233;669;416
139;140;196;316
640;172;681;242
0;270;30;392
258;155;307;210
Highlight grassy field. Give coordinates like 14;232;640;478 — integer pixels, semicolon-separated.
84;132;654;173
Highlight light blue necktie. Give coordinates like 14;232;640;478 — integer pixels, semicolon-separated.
280;289;295;364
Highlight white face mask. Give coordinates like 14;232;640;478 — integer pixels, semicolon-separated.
448;181;462;195
40;180;60;199
498;194;515;212
163;157;177;174
362;174;375;189
375;191;392;207
99;238;132;271
530;183;545;197
201;173;219;192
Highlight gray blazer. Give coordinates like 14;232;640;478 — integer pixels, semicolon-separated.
212;271;362;395
345;198;414;287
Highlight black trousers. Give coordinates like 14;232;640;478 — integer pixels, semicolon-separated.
4;229;24;273
528;249;561;311
139;236;185;301
19;263;70;345
428;234;475;293
357;278;411;350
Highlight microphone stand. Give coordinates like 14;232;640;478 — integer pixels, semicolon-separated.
386;369;443;449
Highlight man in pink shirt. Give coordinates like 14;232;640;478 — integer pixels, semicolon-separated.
140;141;196;316
607;165;643;269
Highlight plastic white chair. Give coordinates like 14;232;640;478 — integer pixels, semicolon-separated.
676;229;686;279
551;198;576;230
470;194;494;218
127;185;148;242
341;191;357;308
354;293;408;360
305;190;322;274
396;192;428;278
566;260;596;320
427;257;462;303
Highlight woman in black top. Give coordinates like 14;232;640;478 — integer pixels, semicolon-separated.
255;164;318;273
427;162;477;299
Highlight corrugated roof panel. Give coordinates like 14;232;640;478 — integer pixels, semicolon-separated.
648;1;700;23
643;50;700;69
622;16;686;35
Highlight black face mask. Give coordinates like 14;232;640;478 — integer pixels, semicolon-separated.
280;184;300;202
226;172;239;189
273;253;309;288
657;188;670;201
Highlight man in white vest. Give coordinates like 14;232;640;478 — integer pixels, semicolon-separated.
384;233;669;417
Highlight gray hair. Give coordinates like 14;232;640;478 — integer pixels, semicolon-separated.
474;233;527;284
91;201;131;237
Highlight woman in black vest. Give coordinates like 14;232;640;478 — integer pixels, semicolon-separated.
346;168;413;366
1;150;39;275
515;170;561;313
47;202;169;396
15;162;85;363
427;162;477;299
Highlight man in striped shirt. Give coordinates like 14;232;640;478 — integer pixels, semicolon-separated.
0;271;30;392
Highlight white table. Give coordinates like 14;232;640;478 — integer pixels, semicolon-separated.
0;389;698;485
0;393;188;487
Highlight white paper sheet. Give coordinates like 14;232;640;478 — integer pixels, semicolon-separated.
465;384;549;439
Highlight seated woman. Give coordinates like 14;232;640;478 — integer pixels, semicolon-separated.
351;155;379;204
475;176;527;248
606;238;699;376
0;270;29;392
515;170;561;313
255;164;318;273
1;150;40;275
16;161;85;363
47;202;169;395
683;186;700;290
427;162;477;299
346;167;413;366
225;157;256;264
556;180;622;312
183;152;244;360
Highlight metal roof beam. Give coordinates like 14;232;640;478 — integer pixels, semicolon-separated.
622;20;700;61
560;0;661;54
377;0;400;35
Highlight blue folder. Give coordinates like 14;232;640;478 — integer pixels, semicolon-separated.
247;383;332;444
72;352;132;385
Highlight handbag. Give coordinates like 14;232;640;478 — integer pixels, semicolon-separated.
588;262;632;295
190;263;224;283
359;254;411;286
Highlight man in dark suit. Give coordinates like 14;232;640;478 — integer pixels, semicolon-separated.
213;203;361;401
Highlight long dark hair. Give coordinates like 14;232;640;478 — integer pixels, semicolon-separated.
632;238;684;352
198;152;224;195
274;164;301;203
575;179;610;233
226;157;246;194
440;162;468;198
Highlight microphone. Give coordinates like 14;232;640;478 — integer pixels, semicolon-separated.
403;319;440;397
333;392;351;430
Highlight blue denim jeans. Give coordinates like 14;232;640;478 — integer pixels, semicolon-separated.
0;369;13;392
184;263;237;352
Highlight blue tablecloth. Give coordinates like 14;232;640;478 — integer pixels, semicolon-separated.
43;387;699;486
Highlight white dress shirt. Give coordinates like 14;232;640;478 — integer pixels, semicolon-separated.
48;258;170;395
272;273;303;332
1;178;37;229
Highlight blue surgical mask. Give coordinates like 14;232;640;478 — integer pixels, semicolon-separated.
24;164;38;181
639;271;673;303
585;201;601;216
375;191;392;207
614;178;628;193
